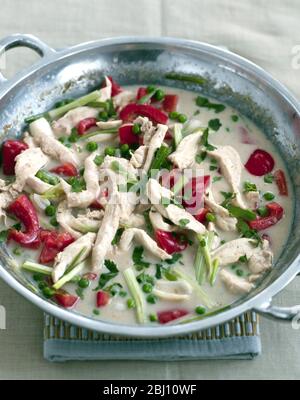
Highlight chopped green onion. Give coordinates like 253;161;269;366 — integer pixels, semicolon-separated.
165;72;206;85
173;123;182;148
193;232;215;285
149;145;171;172
263;192;275;201
52;262;85;290
22;261;53;275
123;267;146;323
48;90;102;120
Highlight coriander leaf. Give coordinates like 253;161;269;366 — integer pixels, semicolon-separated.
104;259;118;273
165;253;183;265
179;218;190;227
208;118;222;131
227;205;256;221
132;246;150;270
201;128;217;151
111;228;124;246
212;176;222;183
195;96;226;113
243;181;257;193
195;151;207;164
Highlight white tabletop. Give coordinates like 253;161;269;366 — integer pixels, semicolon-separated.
0;0;299;380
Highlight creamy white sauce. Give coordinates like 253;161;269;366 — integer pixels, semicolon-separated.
4;85;293;326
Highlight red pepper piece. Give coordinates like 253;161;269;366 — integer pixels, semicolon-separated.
136;87;148;101
274;169;288;196
249;202;284;231
8;195;40;246
107;76;122;96
157;309;189;324
183;175;211;213
39;230;74;263
96;291;110;307
245;149;275;176
119;103;168;124
119;124;140;145
162;94;179;113
194;208;209;223
77;118;97;135
50;163;78;177
55;292;79;308
155;230;188;254
2;140;28;175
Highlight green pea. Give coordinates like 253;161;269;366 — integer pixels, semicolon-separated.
94;155;104;166
120;143;130;158
50;217;59;227
153;89;165;101
42;287;56;299
86;141;98;152
149;313;158;322
146;85;156;93
263;192;275;201
127;298;136;309
104;147;116;156
93;309;100;316
169;111;180;120
78;278;89;289
132;123;141;135
146;294;157;304
45;205;56;217
257;206;269;217
142;283;153;294
178;114;188;123
195;306;206;315
206;213;216;222
264;174;274;184
98;111;108;121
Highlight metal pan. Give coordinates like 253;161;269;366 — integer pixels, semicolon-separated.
0;34;299;337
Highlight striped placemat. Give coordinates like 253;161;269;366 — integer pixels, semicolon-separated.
43;311;261;362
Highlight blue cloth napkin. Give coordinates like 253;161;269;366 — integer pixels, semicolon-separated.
43;311;261;362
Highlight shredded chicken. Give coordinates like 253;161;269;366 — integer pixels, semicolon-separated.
130;145;148;169
52;232;96;282
92;194;121;271
60;152;101;208
134;117;156;145
149;207;176;232
113;91;135;109
220;269;254;295
205;190;237;231
168;130;202;169
208;146;247;209
153;280;193;301
13;147;49;192
146;179;206;234
119;228;171;260
52;107;99;136
29;118;79;166
143;124;168;172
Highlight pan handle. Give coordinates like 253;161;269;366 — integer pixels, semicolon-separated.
254;298;300;322
0;34;56;83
